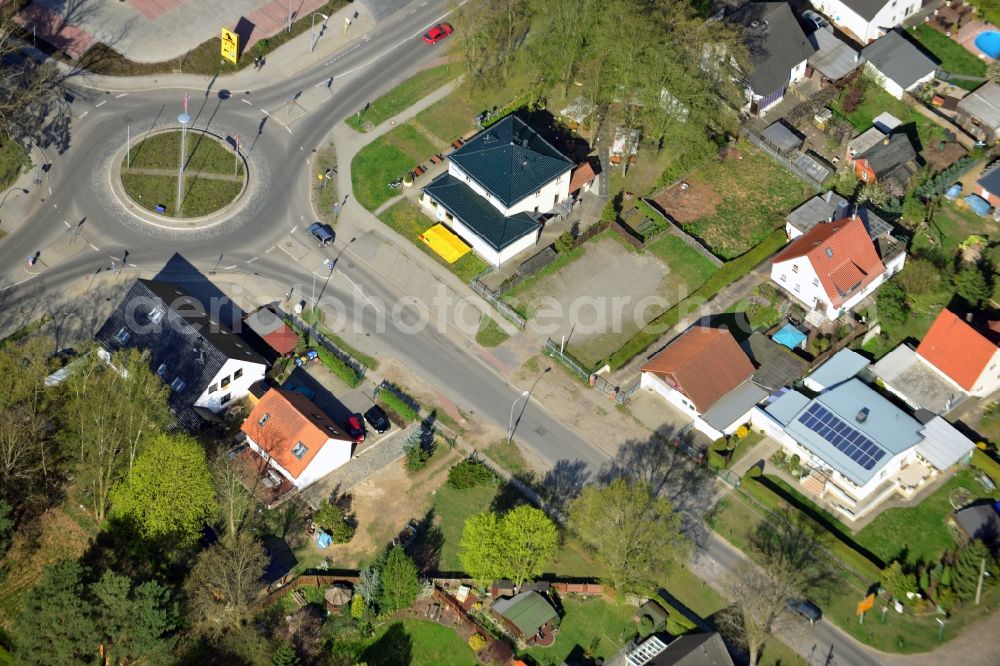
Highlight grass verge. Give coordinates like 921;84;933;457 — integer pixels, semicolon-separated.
606;228;786;369
352;124;437;210
121;173;177;215
414;93;477;144
312;142;340;226
181;176;242;217
911;25;986;86
475;316;510;347
482;439;529;476
379;200;488;282
646;235;719;291
346;64;462;131
302;308;379;370
0;134;29;189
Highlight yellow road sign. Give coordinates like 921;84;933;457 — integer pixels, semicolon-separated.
856;593;875;616
221;27;239;65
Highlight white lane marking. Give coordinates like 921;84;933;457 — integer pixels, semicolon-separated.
299;146;304;151
89;243;100;251
247;256;258;263
78;111;88;119
52;204;58;210
342;272;379;310
63;220;71;228
223;264;237;270
261;109;270;116
0;276;35;291
48;187;52;195
265;246;275;253
241;98;253;105
115;93;127;98
305;157;310;164
420;1;428;5
285;125;293;135
95;100;106;107
128;263;137;267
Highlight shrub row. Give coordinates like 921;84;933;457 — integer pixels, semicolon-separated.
606;228;787;369
377;384;421;423
447;458;497;489
915;155;977;199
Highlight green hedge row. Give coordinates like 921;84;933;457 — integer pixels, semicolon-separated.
281;317;363;387
378;386;420;423
606;228;787;369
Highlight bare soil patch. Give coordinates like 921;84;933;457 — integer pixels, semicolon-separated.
923;141;968;173
653;176;722;224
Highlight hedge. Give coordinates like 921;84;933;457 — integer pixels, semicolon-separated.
313;345;363;388
606;228;787;369
972;449;1000;484
377;386;420;423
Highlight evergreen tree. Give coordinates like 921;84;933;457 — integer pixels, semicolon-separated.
91;571;177;664
953;540;992;602
953;266;992;308
378;546;421;614
272;641;302;666
15;560;95;665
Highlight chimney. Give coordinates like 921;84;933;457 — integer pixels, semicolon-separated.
856;407;869;423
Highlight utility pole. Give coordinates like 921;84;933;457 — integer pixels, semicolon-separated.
976;557;987;605
126;124;130;170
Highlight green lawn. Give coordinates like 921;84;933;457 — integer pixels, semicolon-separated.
861;279;954;360
831;83;946;151
725;301;781;333
414;94;477;144
855;470;999;566
361;619;476;666
184;133;244;176
313;142;341;226
352;124;438;211
121;173;178;215
0;134;29;189
347;63;462;131
759;639;807;666
379;200;489;282
432;480;500;571
482;439;529;477
181;176;242;217
646;235;719;291
475;316;510;348
127;131;183;169
521;597;638;666
679;143;812;260
911;25;986;85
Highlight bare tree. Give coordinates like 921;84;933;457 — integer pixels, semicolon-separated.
717;511;839;664
0;11;61;141
184;531;268;639
212;452;255;542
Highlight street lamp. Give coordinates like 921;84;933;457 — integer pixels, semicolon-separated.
507;391;529;445
310;13;329;53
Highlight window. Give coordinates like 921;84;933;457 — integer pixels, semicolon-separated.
156;363;168;377
258;413;270;426
220;393;231;405
535;189;541;196
791;264;799;273
813;278;820;287
114;327;131;344
779;273;786;282
209;383;218;393
234;368;243;380
291;442;308;459
169;377;186;393
149;308;165;323
794;284;801;292
221;375;231;388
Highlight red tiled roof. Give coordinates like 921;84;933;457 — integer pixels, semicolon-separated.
772;217;885;308
917;309;998;391
640;327;755;412
242;388;351;478
263;327;298;355
568;162;596;193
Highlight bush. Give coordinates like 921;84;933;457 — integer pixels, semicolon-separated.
405;430;432;473
313;500;355;544
377;385;420;423
601;192;623;224
876;281;910;327
468;634;487;651
706;448;727;471
953;265;992;307
555;231;576;253
314;345;363;387
447;459;496;489
897;258;940;295
735;425;749;440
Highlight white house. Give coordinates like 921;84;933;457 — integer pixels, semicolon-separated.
729;2;815;114
242;388;355;491
916;308;1000;398
420;115;574;266
95;279;268;430
770;215;904;321
752;379;974;520
811;0;921;43
861;30;938;99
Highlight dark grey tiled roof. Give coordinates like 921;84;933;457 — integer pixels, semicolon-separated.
94;279;265;429
730;2;815;96
837;0;892;21
977;163;1000;194
648;632;734;666
857;132;917;177
448;115;573;208
862;30;938;90
742;332;810;390
422;173;540;251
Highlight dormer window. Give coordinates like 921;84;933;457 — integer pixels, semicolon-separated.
169;377;186;393
291;442;308;459
258;413;270;426
156;363;168;377
234;368;243;380
114;327;131;344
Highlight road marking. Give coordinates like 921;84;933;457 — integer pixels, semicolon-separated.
285;125;293;135
52;204;58;210
128;263;137;267
241;98;253;106
261;109;270;116
305;157;310;164
115;93;127;98
342;272;379;310
247;256;258;263
299;146;304;151
63;220;71;228
223;264;237;270
89;243;100;251
78;111;88;119
95;100;106;107
265;246;275;253
48;187;52;195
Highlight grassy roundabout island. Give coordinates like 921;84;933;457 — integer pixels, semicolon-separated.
120;130;245;217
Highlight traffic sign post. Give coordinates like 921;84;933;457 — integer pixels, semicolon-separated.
856;593;875;624
221;27;239;65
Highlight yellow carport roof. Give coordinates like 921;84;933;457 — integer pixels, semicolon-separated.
418;223;470;263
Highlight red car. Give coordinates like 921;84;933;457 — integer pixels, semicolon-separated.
344;414;366;443
422;23;453;44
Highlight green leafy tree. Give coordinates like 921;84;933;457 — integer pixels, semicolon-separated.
15;560;95;665
460;506;558;586
272;641;301;666
875;281;910;327
857;181;890;208
91;571;177;664
953;540;993;602
184;532;268;639
313;499;355;544
110;432;217;546
881;561;917;601
61;349;171;522
453;0;531;88
0;499;12;567
459;512;504;584
378;546;421;614
555;231;576;254
897;258;940;295
953;266;992;307
568;477;688;593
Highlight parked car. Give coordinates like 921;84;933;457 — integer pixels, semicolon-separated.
801;9;829;30
283;383;317;401
364;405;391;434
422;23;453;44
787;598;822;625
345;413;366;442
306;222;334;247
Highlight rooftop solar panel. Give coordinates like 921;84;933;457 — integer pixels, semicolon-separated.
798;403;886;471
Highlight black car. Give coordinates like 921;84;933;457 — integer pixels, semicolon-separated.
787;598;822;625
306;222;334;247
364;405;391;433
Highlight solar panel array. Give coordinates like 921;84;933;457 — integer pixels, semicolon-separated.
797;403;886;471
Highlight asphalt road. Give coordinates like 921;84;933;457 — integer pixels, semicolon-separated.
0;2;895;663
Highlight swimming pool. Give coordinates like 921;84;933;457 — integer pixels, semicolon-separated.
976;30;1000;59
